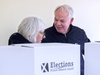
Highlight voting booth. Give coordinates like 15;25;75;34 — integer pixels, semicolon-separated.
85;42;100;75
0;43;80;75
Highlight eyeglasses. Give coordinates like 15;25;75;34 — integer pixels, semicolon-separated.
39;32;45;37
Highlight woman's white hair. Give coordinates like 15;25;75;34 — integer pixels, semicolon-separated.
18;17;45;43
54;4;74;21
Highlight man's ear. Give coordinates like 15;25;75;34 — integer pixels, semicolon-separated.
70;18;74;24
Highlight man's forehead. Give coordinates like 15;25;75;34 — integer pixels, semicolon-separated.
55;10;69;20
55;17;67;21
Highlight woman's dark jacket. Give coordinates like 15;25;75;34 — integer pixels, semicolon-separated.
8;33;32;45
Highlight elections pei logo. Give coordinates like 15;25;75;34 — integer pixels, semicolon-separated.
41;63;49;73
41;61;74;73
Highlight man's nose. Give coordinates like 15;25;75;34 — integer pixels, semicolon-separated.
56;21;61;25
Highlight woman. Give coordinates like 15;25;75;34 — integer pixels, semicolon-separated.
8;17;45;45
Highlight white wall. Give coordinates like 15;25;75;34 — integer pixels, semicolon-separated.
0;0;100;46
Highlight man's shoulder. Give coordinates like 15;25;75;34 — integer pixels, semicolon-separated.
45;25;56;33
45;26;54;30
71;24;85;32
71;25;83;30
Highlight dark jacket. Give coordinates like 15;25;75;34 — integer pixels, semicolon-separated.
8;33;32;45
42;24;90;75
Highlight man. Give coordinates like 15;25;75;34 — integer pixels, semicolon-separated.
42;4;90;75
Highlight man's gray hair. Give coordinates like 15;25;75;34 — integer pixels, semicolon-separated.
54;4;74;21
18;17;45;43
